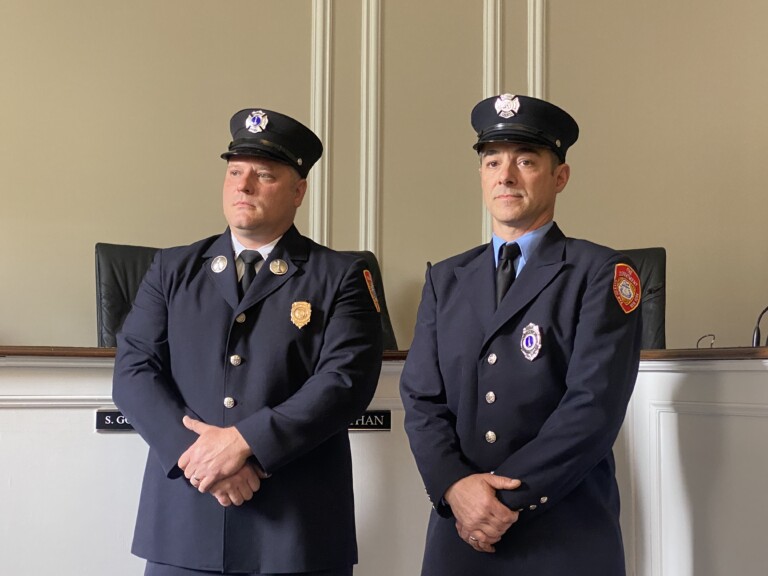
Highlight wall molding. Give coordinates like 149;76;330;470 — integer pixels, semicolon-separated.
481;0;502;242
527;0;547;99
309;0;333;245
0;395;113;408
359;0;381;254
481;1;548;242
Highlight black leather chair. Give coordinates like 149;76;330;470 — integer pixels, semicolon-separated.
619;247;667;349
95;243;160;348
95;243;398;350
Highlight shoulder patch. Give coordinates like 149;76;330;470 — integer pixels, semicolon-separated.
363;269;381;313
613;263;641;314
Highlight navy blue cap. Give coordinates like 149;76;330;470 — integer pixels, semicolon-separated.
471;94;579;162
221;108;323;178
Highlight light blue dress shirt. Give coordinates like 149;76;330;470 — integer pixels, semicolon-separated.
492;220;554;275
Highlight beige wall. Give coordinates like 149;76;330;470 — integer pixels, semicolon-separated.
2;0;767;350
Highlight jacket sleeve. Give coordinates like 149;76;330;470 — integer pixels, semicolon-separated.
112;250;199;478
400;264;478;516
234;257;383;474
494;253;642;521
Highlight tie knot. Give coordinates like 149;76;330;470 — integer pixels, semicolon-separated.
499;242;520;263
240;250;262;265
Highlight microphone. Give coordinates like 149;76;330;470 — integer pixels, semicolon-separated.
752;305;768;347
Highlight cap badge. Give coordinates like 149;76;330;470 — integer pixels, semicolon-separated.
613;263;642;314
291;301;311;329
495;94;521;119
245;110;269;134
521;322;542;361
269;259;288;275
211;255;228;273
363;270;381;313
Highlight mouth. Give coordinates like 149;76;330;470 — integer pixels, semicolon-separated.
494;191;523;200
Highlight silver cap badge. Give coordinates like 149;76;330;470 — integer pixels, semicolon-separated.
245;110;269;133
520;322;542;361
495;94;521;119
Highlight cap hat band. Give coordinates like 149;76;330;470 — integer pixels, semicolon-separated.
478;123;562;148
229;137;303;169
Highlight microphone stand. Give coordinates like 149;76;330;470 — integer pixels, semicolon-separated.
751;305;768;347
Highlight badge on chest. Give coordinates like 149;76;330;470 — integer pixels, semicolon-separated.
521;323;542;361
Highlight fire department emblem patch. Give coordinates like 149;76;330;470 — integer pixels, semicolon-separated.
363;270;381;313
613;264;641;314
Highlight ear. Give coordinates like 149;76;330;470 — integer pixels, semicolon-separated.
294;178;308;208
554;163;570;193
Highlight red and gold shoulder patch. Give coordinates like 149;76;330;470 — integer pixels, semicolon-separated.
613;263;641;314
363;269;381;313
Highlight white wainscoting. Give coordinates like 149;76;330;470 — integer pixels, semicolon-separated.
0;355;427;576
2;350;768;575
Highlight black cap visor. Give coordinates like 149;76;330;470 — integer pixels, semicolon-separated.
473;124;565;161
221;139;306;177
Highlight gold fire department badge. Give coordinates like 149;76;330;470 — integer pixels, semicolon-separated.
291;301;311;329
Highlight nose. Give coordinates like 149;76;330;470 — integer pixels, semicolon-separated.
236;172;253;194
498;161;517;186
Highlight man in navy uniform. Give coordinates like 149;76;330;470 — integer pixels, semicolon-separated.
400;94;643;575
113;107;383;576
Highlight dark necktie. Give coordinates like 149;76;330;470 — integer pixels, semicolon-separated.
239;250;262;298
496;242;521;307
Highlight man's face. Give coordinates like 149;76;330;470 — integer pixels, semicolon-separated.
222;157;306;246
480;142;570;240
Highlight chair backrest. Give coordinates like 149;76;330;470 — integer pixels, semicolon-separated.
95;243;159;347
95;243;398;350
619;247;667;349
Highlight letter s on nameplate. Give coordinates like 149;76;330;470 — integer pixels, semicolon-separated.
95;409;135;432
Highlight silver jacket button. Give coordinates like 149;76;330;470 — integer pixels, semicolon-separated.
229;354;242;366
487;353;497;365
485;391;496;404
235;313;246;324
485;431;497;443
223;397;236;409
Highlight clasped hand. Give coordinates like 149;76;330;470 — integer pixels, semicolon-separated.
444;473;521;554
178;415;265;507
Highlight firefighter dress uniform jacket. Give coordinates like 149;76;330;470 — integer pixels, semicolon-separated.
113;225;383;574
400;223;642;576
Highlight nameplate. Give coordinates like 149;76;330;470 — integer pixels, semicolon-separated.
348;410;391;431
96;409;392;432
96;409;134;432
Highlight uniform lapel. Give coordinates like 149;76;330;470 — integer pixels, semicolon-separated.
483;223;567;348
238;225;308;312
455;244;497;334
202;231;240;310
